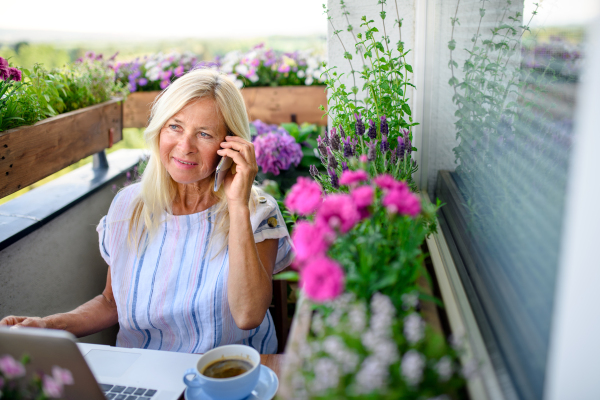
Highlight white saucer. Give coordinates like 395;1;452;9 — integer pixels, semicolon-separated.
184;365;279;400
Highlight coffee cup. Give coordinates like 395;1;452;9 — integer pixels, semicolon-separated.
183;344;261;400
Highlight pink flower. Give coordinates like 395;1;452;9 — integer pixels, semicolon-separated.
52;366;74;386
0;355;25;379
174;65;185;77
316;194;360;233
278;63;291;73
160;79;170;89
300;257;345;302
8;67;22;82
291;221;334;266
359;155;368;163
285;177;323;216
373;174;407;191
42;375;64;398
339;169;369;186
382;188;421;217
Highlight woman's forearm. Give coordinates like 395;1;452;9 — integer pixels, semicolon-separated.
227;204;274;330
43;293;118;338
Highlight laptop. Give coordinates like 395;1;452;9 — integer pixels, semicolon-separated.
0;327;201;400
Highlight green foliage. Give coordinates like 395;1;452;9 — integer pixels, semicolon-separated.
0;44;70;70
0;58;127;133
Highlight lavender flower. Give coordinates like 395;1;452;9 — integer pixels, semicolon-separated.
339;125;346;138
396;135;406;160
405;134;413;155
380;115;389;137
317;136;328;158
322;130;330;146
330;127;341;151
367;140;378;162
327;147;338;170
328;168;339;189
342;161;349;171
391;151;397;165
354;113;365;136
309;165;320;179
380;132;389;153
367;119;377;139
342;136;354;158
254;131;302;175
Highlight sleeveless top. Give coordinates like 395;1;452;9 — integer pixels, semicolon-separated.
96;183;293;354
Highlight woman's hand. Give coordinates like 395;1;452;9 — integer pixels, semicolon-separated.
217;136;258;210
0;316;47;329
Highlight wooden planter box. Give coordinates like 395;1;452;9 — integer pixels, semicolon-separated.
123;86;327;129
0;98;123;198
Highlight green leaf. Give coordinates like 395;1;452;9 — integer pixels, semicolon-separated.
344;51;353;60
401;103;412;116
380;11;386;20
448;39;456;51
405;64;413;73
448;76;459;86
273;271;299;282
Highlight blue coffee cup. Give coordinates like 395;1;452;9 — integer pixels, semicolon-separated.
183;344;261;400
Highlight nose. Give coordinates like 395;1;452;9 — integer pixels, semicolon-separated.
177;133;197;154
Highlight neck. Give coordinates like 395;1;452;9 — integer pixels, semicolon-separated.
172;178;218;215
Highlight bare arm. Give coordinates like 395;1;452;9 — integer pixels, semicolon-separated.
0;267;118;338
227;204;279;330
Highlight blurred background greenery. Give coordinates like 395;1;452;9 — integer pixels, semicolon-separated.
0;35;326;70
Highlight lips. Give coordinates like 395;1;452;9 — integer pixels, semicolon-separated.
173;157;198;166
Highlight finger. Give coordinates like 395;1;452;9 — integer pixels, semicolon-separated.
220;141;256;161
217;149;250;169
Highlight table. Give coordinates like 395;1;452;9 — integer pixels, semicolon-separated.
178;354;285;399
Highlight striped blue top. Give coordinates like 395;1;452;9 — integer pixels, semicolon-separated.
96;183;293;354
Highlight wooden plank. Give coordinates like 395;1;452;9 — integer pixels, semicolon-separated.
123;91;160;128
123;86;328;129
0;99;123;198
242;86;327;126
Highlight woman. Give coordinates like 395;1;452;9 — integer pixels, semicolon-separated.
0;69;293;354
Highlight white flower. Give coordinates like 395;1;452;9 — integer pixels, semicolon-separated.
373;339;399;365
311;313;325;336
311;357;340;394
147;66;161;81
248;73;259;83
354;356;389;394
235;63;249;76
348;302;367;333
305;76;314;86
323;336;359;374
435;356;454;382
404;312;425;345
401;350;426;387
297;69;306;78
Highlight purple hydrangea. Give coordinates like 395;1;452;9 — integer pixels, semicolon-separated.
254;131;302;175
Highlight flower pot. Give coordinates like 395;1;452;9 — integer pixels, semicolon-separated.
0;98;123;198
123;86;327;129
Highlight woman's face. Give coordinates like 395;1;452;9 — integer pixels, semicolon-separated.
159;98;228;185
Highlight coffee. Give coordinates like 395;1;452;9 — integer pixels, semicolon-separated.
201;358;253;379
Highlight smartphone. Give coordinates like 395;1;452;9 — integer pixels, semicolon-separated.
213;155;233;192
214;133;235;192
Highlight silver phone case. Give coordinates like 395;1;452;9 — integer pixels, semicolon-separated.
213;156;233;191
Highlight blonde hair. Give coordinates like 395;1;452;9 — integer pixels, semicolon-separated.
128;68;258;250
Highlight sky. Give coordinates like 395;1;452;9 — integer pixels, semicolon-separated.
0;0;328;39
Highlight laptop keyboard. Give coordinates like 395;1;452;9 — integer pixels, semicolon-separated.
100;383;157;399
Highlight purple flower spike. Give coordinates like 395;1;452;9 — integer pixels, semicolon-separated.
396;136;406;159
354;113;365;136
339;125;346;138
367;119;377;139
342;136;354;158
328;168;340;189
405;135;413;154
330;128;341;151
367;140;378;161
323;130;330;146
380;132;389;153
380;115;389;137
317;136;328;158
391;150;397;165
341;161;349;172
310;165;320;178
327;147;338;170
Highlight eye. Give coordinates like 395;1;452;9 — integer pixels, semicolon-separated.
169;124;179;131
198;131;211;138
